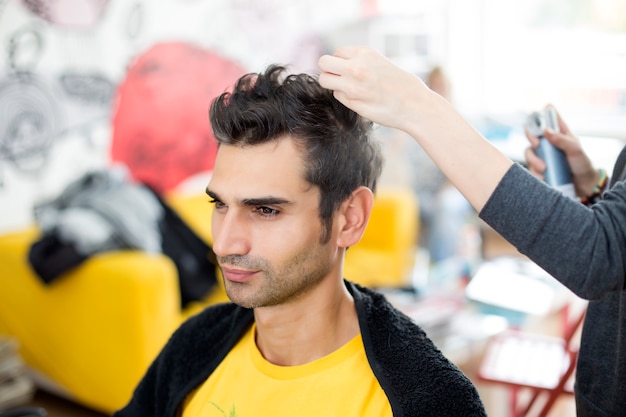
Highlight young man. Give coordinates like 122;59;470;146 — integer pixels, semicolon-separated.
113;65;486;417
318;46;626;417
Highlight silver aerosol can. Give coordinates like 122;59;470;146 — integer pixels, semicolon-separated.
525;108;576;199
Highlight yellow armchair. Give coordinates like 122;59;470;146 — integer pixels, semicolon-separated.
0;193;225;414
0;188;418;414
345;187;419;288
0;230;180;412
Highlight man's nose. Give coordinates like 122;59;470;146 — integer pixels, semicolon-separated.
212;209;251;257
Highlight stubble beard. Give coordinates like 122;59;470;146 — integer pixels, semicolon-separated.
219;245;331;309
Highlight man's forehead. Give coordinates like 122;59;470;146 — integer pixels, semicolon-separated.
208;140;314;200
213;139;305;175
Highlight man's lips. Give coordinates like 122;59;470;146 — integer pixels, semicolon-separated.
220;266;258;282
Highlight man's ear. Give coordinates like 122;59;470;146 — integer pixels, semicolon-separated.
336;186;375;248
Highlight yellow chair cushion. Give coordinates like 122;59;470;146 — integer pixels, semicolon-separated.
344;188;419;288
0;227;182;412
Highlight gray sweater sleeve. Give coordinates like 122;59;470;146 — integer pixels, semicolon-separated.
479;163;626;300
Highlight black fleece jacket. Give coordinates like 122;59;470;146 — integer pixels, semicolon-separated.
113;281;486;417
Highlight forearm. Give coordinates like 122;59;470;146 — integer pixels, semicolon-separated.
399;92;513;211
480;164;626;299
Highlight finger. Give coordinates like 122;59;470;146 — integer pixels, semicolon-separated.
545;103;572;135
318;54;350;77
525;145;545;169
318;71;343;90
330;89;358;112
557;116;572;136
331;45;362;59
332;90;350;106
318;46;365;74
542;128;576;154
524;146;546;177
524;128;540;148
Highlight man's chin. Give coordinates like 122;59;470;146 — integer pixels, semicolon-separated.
225;286;260;309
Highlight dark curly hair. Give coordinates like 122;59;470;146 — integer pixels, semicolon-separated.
209;65;383;243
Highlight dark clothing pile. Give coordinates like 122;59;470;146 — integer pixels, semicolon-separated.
28;167;216;308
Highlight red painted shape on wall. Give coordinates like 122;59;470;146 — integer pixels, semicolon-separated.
110;42;247;194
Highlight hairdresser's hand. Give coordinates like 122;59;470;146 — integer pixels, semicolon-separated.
524;105;599;198
318;46;443;134
319;45;514;212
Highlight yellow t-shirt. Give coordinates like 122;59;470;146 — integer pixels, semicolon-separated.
182;325;392;417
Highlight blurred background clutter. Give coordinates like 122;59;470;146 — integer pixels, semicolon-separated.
0;0;625;416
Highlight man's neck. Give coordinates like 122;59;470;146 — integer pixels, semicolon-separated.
252;280;359;366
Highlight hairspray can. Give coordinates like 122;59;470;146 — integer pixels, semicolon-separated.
525;108;576;199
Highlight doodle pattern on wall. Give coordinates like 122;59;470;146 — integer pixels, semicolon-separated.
0;0;355;231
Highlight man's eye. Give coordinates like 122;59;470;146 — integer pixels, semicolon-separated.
256;206;279;217
208;198;226;209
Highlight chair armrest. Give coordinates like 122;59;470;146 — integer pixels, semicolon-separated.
0;227;182;413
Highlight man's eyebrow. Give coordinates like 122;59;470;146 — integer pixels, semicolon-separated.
241;197;292;206
205;188;292;206
205;188;218;199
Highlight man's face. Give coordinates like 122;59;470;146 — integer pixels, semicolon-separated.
206;137;339;309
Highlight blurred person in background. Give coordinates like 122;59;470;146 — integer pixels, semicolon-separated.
423;66;477;266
